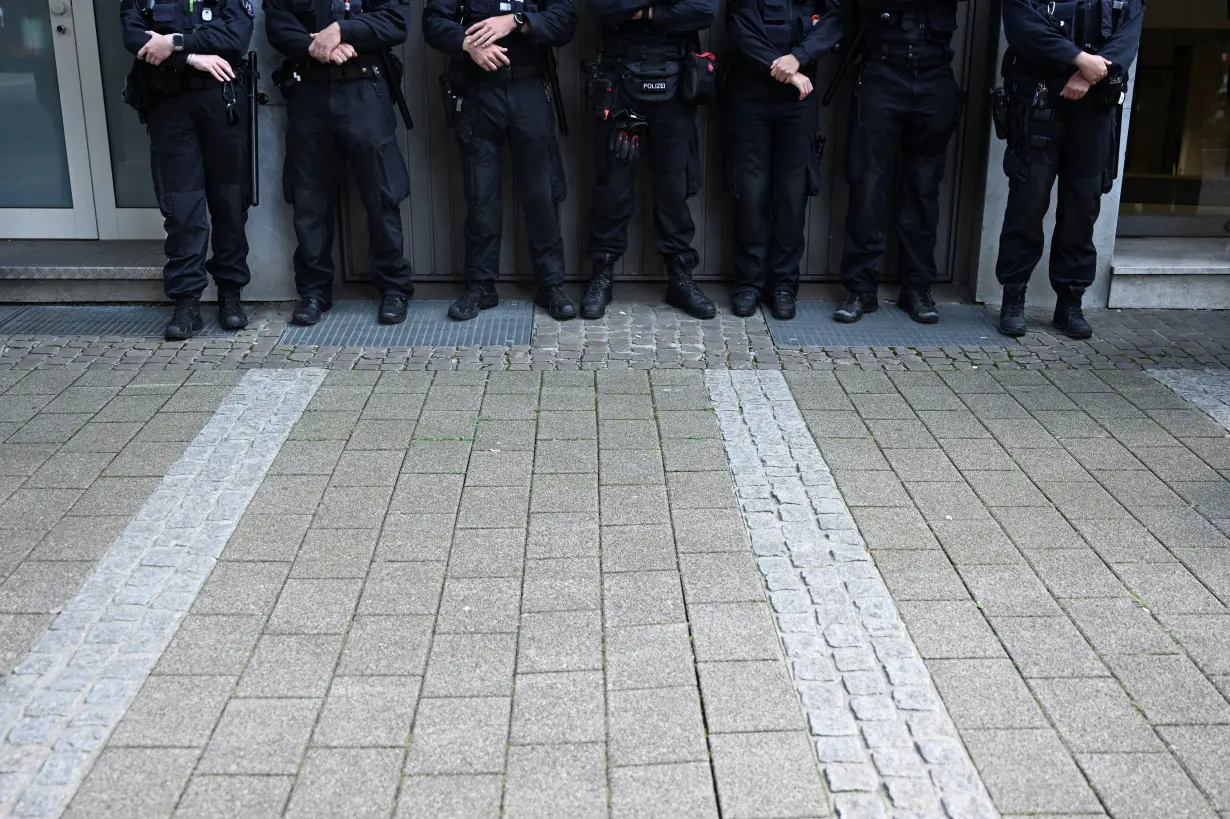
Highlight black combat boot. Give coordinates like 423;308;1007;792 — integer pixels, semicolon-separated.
581;254;615;320
535;286;578;321
665;257;716;320
899;286;939;324
378;292;410;325
448;281;499;321
217;287;247;331
731;290;758;318
291;296;330;326
1052;294;1092;340
767;290;797;320
998;285;1027;337
833;292;878;324
165;297;204;341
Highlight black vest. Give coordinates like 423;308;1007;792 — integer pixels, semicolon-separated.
1040;0;1138;52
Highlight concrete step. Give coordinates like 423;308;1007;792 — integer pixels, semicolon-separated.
1109;237;1230;309
0;240;163;280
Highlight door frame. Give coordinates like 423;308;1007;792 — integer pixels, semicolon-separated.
0;0;98;238
73;0;166;240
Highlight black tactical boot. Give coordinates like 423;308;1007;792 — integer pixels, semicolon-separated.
731;291;758;318
767;290;797;320
833;292;878;324
581;254;615;320
165;297;203;341
1052;295;1092;340
998;286;1027;337
217;287;247;331
665;257;716;319
378;292;410;325
535;286;578;321
448;281;499;321
291;296;330;326
899;286;939;324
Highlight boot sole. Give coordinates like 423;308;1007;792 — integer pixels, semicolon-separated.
165;320;204;342
448;296;499;322
999;325;1027;338
580;306;608;320
665;294;716;320
219;316;248;331
833;312;862;324
534;297;576;321
1053;321;1092;340
378;311;407;325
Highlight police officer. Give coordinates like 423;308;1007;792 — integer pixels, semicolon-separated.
579;0;719;320
121;0;254;340
725;0;842;319
266;0;415;326
423;0;578;321
995;0;1143;339
830;0;965;325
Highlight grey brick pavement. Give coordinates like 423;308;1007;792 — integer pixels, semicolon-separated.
0;370;324;816
1;303;1229;373
2;338;1230;817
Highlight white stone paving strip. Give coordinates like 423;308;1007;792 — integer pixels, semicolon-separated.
705;371;998;819
1149;368;1230;430
0;369;326;818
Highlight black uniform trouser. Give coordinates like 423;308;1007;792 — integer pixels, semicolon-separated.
147;85;251;301
456;75;566;286
841;60;960;294
996;96;1118;301
586;91;702;269
726;75;821;298
284;78;413;301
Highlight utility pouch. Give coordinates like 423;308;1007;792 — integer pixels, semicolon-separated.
122;62;153;122
1093;71;1128;110
620;60;680;107
680;51;718;106
586;60;617;120
438;73;463;127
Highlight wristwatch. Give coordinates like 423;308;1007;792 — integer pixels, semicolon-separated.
512;11;527;26
172;33;184;51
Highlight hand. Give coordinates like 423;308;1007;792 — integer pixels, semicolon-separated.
464;15;519;49
1060;73;1091;100
631;6;650;18
1073;51;1110;84
138;32;175;65
308;22;343;62
187;54;235;82
770;54;801;82
329;43;357;64
788;72;813;100
463;40;511;71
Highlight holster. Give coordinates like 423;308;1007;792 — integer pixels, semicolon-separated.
123;61;155;123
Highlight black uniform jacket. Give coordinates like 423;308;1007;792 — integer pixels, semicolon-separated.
122;0;253;68
265;0;410;61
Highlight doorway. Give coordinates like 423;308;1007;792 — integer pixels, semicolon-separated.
0;0;162;240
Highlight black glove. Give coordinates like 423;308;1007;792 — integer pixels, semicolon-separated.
608;112;649;162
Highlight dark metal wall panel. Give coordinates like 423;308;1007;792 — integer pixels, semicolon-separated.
343;2;984;285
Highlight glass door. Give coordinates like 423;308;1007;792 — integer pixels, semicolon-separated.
1118;8;1230;238
0;0;98;237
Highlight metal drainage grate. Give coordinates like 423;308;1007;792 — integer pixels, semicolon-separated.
0;306;29;332
278;300;534;347
764;300;1012;348
0;305;236;338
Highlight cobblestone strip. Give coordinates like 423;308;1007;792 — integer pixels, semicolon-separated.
705;370;998;819
0;369;325;817
1149;368;1230;430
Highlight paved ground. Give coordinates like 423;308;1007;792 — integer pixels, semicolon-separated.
1;305;1229;818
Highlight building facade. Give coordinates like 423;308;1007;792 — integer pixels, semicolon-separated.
1;0;1227;308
